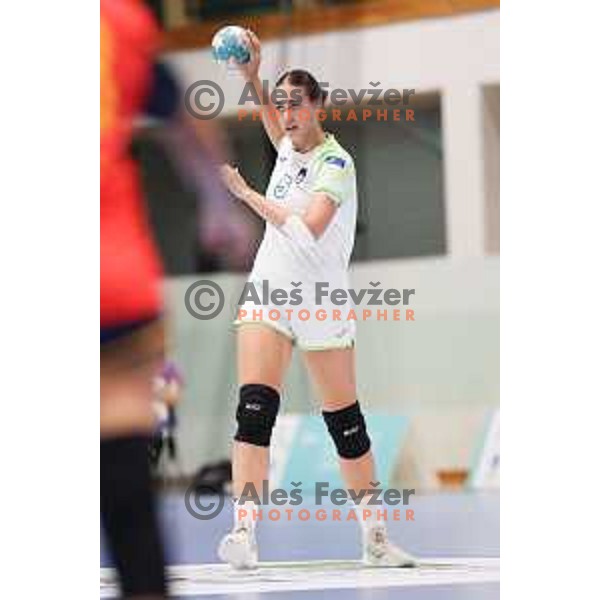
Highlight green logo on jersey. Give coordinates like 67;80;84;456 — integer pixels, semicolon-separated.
274;174;293;200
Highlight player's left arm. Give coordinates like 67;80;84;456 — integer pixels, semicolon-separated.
221;166;342;240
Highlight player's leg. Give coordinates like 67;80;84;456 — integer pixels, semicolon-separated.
303;346;416;567
302;347;377;489
101;319;167;598
233;324;292;498
219;323;293;569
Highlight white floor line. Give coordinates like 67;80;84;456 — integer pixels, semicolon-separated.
100;557;500;597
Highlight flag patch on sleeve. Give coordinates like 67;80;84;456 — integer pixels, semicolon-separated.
324;155;346;168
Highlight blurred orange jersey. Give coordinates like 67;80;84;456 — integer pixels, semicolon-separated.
101;0;163;327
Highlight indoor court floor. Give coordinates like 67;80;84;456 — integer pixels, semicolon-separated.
100;491;499;599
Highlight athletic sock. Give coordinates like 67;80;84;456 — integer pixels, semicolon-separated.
356;498;386;540
101;436;166;597
233;497;259;534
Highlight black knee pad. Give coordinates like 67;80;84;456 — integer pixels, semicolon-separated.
234;384;280;447
323;401;371;459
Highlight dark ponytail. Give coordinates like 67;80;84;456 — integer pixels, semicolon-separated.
275;69;328;105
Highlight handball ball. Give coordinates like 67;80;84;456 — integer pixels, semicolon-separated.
211;26;251;65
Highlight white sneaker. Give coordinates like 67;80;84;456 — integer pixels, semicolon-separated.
362;527;417;568
218;526;258;570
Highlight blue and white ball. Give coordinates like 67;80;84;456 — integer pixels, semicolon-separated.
211;26;251;65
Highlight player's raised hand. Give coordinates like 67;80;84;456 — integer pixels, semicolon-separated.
238;29;261;81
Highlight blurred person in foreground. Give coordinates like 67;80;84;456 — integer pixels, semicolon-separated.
101;0;239;596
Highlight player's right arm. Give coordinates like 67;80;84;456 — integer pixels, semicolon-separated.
238;30;285;150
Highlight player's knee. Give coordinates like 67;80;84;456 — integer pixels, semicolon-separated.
234;383;280;447
323;401;371;459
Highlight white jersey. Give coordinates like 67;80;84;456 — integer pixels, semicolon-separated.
250;133;357;292
238;134;358;350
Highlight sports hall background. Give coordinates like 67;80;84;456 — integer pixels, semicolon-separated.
139;0;499;495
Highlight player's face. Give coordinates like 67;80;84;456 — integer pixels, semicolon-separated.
275;82;322;149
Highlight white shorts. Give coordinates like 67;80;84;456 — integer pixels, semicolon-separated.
234;296;356;351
